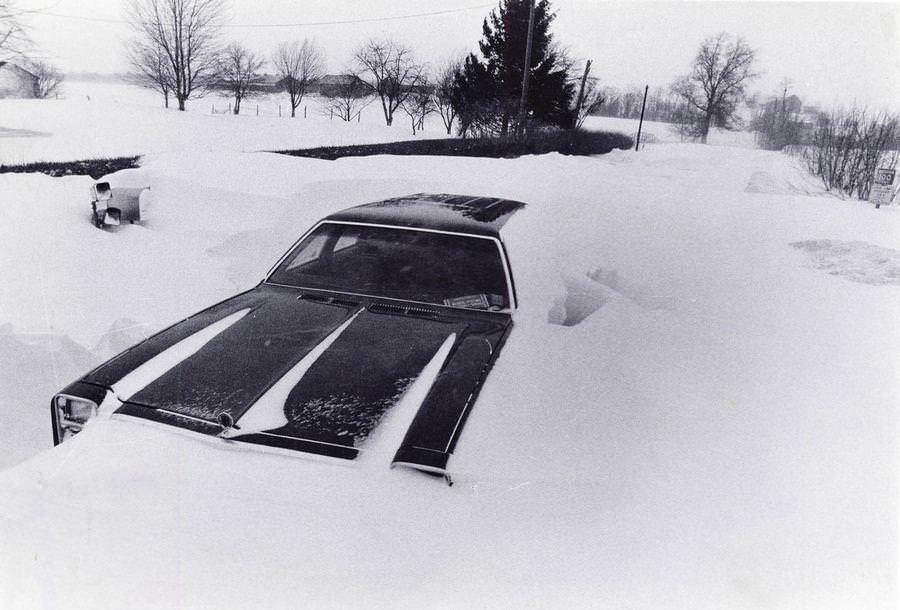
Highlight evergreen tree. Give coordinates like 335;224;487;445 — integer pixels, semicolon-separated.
452;0;573;136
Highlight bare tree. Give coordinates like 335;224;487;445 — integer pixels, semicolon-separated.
672;32;756;143
320;72;371;122
567;61;606;129
751;80;804;150
353;38;424;126
432;56;461;135
401;80;435;135
570;77;605;128
0;1;29;62
127;0;224;111
273;40;324;118
215;42;263;115
28;60;63;98
594;84;690;126
128;40;174;107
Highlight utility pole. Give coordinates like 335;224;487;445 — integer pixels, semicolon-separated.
517;0;536;138
573;59;592;129
635;84;648;151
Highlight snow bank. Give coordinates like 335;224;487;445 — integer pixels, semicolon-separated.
0;141;897;608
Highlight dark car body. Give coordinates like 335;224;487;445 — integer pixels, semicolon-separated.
51;194;526;478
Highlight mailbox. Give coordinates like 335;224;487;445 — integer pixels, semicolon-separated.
90;183;150;227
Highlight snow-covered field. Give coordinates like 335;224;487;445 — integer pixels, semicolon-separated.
0;81;752;166
0;80;450;164
583;115;758;148
0;90;897;608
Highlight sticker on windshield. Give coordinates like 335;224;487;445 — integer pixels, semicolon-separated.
443;294;490;309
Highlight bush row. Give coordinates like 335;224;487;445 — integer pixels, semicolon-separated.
275;129;633;160
0;129;632;180
0;156;141;179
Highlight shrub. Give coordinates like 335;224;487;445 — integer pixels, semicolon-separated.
800;107;899;199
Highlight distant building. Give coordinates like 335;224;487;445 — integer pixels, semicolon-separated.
249;74;288;93
209;73;289;94
761;94;803;116
0;61;38;98
307;74;427;98
311;74;369;98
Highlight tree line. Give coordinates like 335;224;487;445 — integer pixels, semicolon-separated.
125;0;607;137
62;0;900;203
123;0;772;145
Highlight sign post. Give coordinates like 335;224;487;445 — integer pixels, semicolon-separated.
869;168;897;208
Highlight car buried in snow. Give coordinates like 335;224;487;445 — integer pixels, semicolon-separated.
51;193;524;482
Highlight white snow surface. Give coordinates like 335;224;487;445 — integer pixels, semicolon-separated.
0;135;897;608
0;81;450;164
582;115;758;148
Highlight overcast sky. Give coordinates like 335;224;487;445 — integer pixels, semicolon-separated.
16;0;900;110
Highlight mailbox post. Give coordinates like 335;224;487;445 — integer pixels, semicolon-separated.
90;182;112;227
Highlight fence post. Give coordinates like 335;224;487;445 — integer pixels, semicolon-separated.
304;105;307;119
279;104;282;117
256;104;259;116
330;108;333;120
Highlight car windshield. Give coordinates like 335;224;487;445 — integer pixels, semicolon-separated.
268;222;511;310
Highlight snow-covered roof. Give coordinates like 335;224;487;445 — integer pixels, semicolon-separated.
315;74;362;86
0;61;36;79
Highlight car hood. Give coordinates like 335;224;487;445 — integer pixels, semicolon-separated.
80;284;511;471
0;417;605;609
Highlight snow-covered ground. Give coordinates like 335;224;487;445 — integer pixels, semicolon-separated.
0;93;897;607
0;80;450;164
0;81;757;166
584;115;758;148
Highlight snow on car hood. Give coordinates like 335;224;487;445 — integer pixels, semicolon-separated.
80;283;510;467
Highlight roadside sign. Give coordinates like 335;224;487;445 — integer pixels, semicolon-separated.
869;168;896;207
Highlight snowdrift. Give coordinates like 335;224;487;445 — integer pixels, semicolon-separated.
0;141;897;609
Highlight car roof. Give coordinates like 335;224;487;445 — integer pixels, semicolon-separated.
323;193;527;238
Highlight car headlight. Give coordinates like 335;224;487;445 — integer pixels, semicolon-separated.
53;394;98;442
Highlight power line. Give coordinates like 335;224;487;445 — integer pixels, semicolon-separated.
227;4;493;28
36;4;492;28
38;12;124;25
